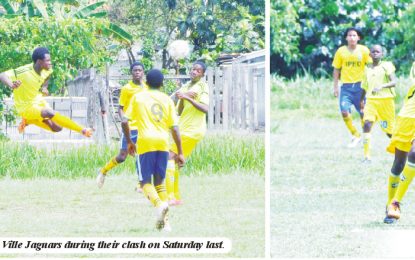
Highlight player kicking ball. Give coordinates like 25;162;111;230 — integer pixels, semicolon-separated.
0;47;93;137
122;69;184;231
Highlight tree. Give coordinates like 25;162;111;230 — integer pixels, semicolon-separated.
271;0;412;78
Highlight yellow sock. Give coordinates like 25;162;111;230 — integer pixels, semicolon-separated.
26;119;52;132
387;172;400;205
165;160;175;200
174;166;181;200
343;115;360;137
52;112;83;133
394;162;415;202
100;157;118;174
143;183;162;207
155;184;168;202
363;133;371;159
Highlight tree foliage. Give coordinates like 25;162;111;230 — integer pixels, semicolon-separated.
271;0;413;78
109;0;264;69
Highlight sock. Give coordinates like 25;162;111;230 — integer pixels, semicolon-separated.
165;160;175;200
100;157;118;174
51;112;83;133
387;172;400;205
155;184;168;202
174;166;181;200
394;161;415;202
343;115;360;137
143;183;162;207
26;119;52;132
363;133;371;159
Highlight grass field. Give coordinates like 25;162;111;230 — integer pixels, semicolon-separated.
271;76;415;258
0;133;264;258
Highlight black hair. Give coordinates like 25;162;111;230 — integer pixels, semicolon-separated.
343;27;363;40
32;47;50;63
130;61;144;72
193;60;207;73
146;69;164;89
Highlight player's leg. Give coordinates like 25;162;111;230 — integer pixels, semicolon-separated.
140;151;168;230
385;117;415;221
166;151;177;203
96;130;137;188
361;100;377;161
153;151;170;231
41;108;92;137
340;85;360;147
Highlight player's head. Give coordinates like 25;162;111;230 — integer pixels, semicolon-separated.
130;61;145;81
343;27;362;47
32;47;52;70
146;69;164;89
190;61;206;82
370;44;383;62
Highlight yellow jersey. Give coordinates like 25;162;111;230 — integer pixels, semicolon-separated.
125;89;178;154
119;80;148;130
4;64;52;114
178;79;209;140
362;61;396;99
398;85;415;118
332;44;371;83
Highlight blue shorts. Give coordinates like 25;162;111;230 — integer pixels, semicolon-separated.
135;151;169;184
339;82;364;116
120;130;138;150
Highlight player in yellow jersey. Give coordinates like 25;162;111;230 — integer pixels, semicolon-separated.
122;69;184;231
96;62;148;188
383;81;415;223
0;47;93;137
166;61;209;206
360;45;397;163
332;28;372;147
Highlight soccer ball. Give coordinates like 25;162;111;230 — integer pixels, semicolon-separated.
168;40;191;60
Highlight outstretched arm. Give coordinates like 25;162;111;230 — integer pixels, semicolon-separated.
0;72;21;89
171;126;185;167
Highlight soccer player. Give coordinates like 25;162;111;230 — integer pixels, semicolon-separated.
96;62;147;188
384;82;415;223
122;69;184;231
360;45;397;162
0;47;92;137
166;61;209;206
332;27;372;147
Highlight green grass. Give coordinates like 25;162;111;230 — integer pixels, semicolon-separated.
0;133;264;179
0;173;264;258
271;76;415;258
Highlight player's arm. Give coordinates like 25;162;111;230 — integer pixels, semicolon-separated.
0;72;21;89
176;92;208;113
333;68;340;97
41;76;50;96
171;125;185;167
118;106;125;120
372;73;397;94
121;101;136;156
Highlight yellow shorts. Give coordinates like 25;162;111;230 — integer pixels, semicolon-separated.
387;116;415;154
19;99;50;121
363;98;395;134
170;135;199;158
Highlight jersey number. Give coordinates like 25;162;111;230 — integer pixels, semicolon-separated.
408;88;415;99
151;103;163;122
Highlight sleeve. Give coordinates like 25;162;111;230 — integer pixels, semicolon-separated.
363;46;372;64
119;86;127;107
3;69;17;81
385;62;396;76
167;99;178;128
361;68;368;91
199;83;209;105
332;48;342;69
124;95;136;121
